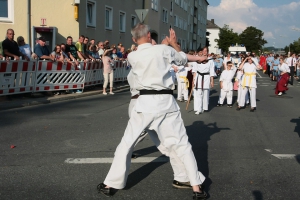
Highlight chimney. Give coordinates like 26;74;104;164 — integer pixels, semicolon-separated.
211;19;214;24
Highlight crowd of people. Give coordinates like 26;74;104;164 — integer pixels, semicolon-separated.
0;28;137;95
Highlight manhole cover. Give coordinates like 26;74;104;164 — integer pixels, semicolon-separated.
269;95;293;99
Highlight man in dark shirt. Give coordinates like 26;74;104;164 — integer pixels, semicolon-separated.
2;29;29;60
65;36;85;66
34;37;53;60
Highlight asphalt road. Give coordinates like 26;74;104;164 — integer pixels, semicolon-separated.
0;71;299;200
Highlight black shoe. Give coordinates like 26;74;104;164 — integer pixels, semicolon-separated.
131;153;139;159
193;185;207;199
217;103;222;107
97;183;113;197
236;107;241;111
250;108;255;112
172;180;192;189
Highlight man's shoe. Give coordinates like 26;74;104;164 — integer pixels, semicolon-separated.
97;183;113;197
193;185;207;199
172;180;192;189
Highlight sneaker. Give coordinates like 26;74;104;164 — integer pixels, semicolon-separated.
103;92;107;95
184;100;188;102
195;111;200;115
109;92;115;95
76;90;82;94
172;180;192;189
278;92;282;96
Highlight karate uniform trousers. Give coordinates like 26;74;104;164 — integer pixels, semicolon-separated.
128;99;191;183
219;82;233;105
239;66;257;108
104;96;205;189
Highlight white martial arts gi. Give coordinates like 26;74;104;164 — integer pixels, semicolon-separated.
236;63;249;105
104;43;205;189
239;62;258;108
127;70;190;183
192;60;215;112
218;67;237;105
176;64;191;101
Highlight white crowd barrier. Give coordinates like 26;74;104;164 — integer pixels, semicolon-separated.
0;60;36;96
0;59;131;96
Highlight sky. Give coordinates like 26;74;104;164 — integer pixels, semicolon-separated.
207;0;300;48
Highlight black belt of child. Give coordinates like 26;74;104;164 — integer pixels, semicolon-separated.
139;90;173;95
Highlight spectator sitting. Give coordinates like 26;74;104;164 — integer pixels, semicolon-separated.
2;29;29;60
65;36;84;64
116;43;123;58
17;36;36;59
50;44;64;62
90;45;100;59
34;37;53;60
97;41;104;58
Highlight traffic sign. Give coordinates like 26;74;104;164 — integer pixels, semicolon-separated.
135;9;149;22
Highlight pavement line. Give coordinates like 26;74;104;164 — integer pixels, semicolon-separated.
271;154;296;159
265;149;272;153
65;157;169;164
256;72;262;78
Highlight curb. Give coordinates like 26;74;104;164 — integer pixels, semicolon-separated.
0;84;130;111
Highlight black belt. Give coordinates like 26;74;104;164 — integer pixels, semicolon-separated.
131;94;140;99
139;90;173;95
195;72;209;90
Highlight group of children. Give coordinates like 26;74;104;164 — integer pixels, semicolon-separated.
175;50;261;113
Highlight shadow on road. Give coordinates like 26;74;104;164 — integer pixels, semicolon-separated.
290;117;300;138
186;121;230;198
124;155;168;190
252;190;263;200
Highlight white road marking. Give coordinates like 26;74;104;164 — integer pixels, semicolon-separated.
271;154;296;159
265;149;272;153
256;72;262;78
65;157;169;164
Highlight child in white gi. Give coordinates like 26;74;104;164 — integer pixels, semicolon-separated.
217;61;237;107
176;63;192;102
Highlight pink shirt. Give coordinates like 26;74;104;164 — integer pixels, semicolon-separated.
102;56;113;74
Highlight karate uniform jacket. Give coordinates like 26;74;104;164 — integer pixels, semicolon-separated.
219;67;237;91
191;60;215;89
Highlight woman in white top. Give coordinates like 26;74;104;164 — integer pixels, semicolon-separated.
237;56;262;112
275;58;290;96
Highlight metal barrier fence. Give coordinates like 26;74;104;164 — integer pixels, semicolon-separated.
0;60;130;96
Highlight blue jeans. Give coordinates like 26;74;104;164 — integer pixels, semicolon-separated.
297;68;300;77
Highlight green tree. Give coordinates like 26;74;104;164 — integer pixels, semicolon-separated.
284;37;300;54
215;24;240;53
239;26;267;53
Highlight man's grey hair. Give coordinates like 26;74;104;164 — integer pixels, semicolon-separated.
131;23;151;40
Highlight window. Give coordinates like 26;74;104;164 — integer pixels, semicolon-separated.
119;11;126;32
175;0;179;5
151;0;158;11
86;0;96;27
180;0;184;8
131;15;137;28
105;6;113;30
174;15;178;27
184;20;187;30
170;1;173;15
0;0;14;23
162;8;168;23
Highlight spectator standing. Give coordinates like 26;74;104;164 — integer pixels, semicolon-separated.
90;45;100;59
0;41;3;59
2;29;29;60
223;53;233;70
34;37;53;61
102;48;114;95
75;35;84;53
97;41;104;58
286;53;297;85
65;36;84;63
116;43;123;58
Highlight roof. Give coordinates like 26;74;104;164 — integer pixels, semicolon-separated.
207;19;220;29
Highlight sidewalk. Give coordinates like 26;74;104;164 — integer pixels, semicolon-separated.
0;82;130;111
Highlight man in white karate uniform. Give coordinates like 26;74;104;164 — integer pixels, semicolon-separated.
192;47;215;114
97;23;207;200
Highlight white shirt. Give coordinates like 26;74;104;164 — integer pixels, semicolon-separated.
127;43;187;113
241;63;257;88
191;60;215;89
278;63;290;73
286;57;296;67
219;67;237;91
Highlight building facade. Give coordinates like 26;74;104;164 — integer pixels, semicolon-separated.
207;19;221;54
0;0;208;52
